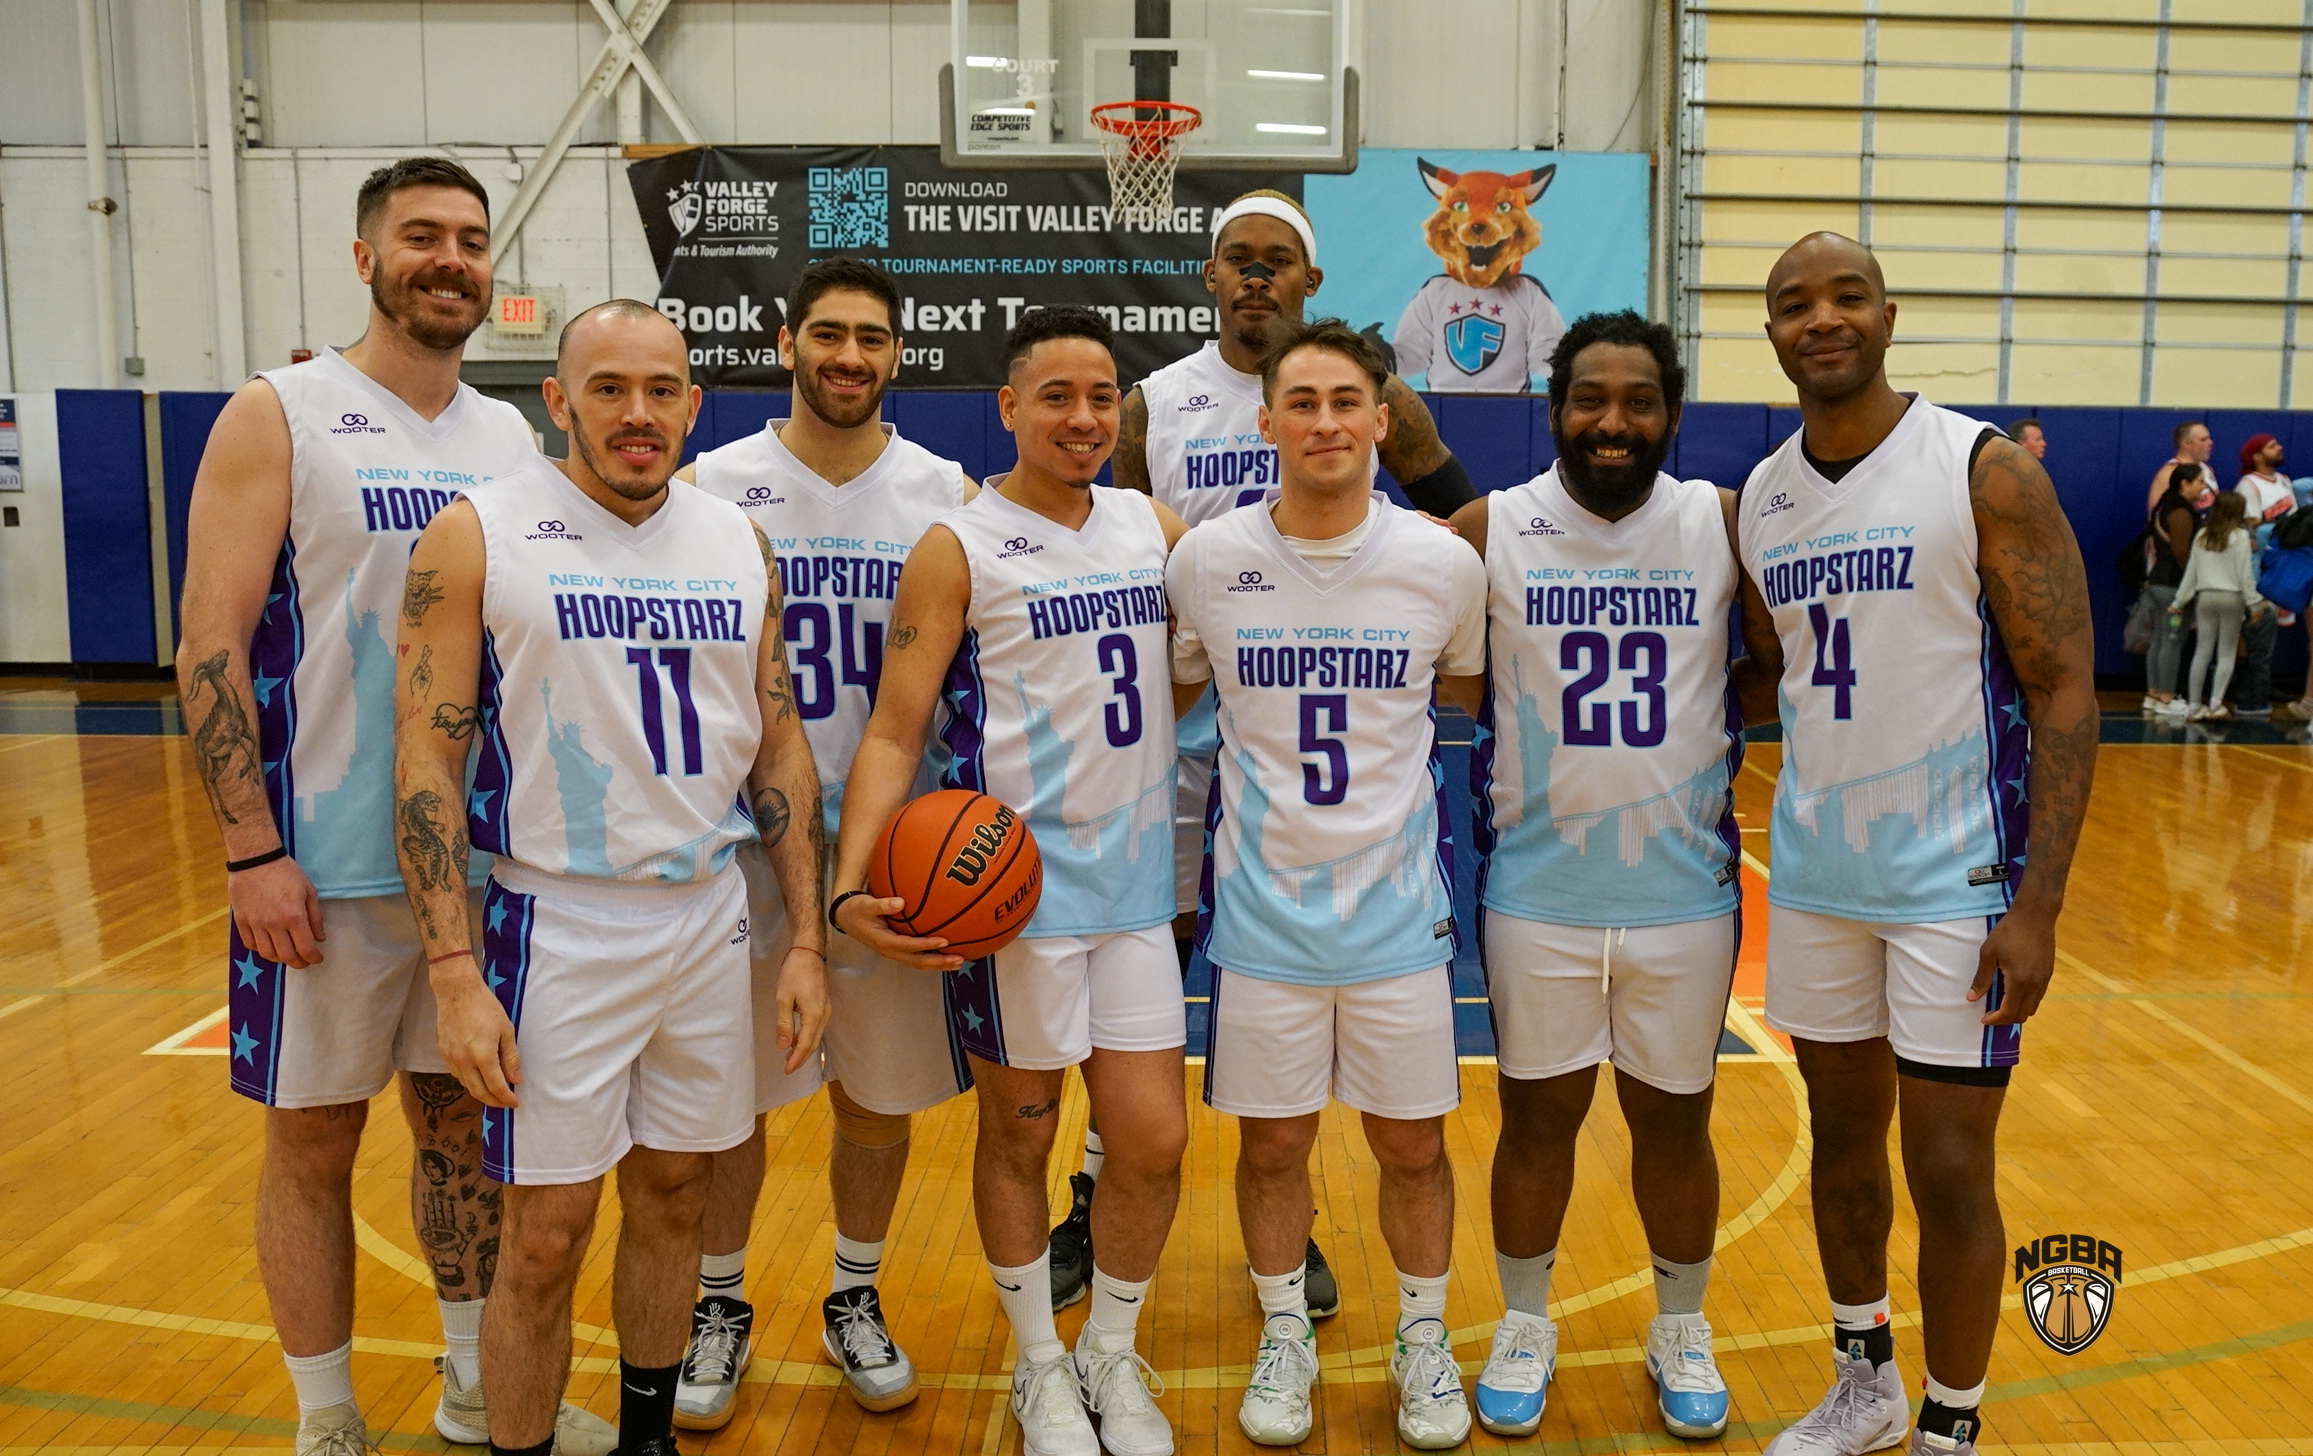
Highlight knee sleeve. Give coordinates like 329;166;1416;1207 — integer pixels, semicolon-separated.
828;1081;911;1149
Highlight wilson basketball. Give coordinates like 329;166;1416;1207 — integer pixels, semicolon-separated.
865;789;1042;961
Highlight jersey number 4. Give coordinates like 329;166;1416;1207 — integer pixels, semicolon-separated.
786;603;881;721
1806;603;1856;719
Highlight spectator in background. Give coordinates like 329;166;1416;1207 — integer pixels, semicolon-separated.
2232;433;2295;716
2008;418;2046;461
2144;462;2205;716
2175;490;2271;722
2236;433;2296;524
2149;420;2214;515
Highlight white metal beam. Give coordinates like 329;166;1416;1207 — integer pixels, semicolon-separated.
200;0;246;383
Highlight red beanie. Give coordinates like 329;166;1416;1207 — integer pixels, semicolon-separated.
2240;432;2278;473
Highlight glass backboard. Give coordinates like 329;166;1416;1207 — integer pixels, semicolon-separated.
946;0;1353;170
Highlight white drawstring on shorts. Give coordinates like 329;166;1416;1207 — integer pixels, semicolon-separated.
1602;926;1627;996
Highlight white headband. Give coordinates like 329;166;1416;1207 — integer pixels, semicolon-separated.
1211;197;1316;266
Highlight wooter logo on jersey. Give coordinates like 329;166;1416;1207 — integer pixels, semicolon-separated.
1519;515;1566;536
331;412;386;436
998;536;1043;559
1228;570;1276;594
525;519;584;542
2015;1234;2120;1354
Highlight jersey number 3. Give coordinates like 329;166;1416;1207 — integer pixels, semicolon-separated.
1561;631;1667;748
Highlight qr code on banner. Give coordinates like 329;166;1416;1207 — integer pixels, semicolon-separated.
808;167;890;249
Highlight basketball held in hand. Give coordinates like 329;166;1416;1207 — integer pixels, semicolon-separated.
864;789;1043;963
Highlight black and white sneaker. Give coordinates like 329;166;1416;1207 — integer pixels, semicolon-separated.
822;1286;920;1411
1303;1237;1340;1320
1048;1171;1095;1311
672;1295;754;1431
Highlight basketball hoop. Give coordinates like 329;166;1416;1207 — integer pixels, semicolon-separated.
1091;100;1201;223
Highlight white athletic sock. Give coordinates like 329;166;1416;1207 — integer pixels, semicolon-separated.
699;1248;746;1302
832;1233;884;1294
989;1254;1064;1363
1250;1263;1310;1327
1397;1270;1450;1338
1651;1253;1711;1318
1085;1266;1150;1353
1496;1247;1557;1320
283;1341;357;1416
1080;1130;1106;1181
438;1298;484;1385
1830;1294;1892;1331
1924;1373;1986;1408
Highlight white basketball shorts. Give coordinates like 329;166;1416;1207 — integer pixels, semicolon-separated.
737;843;970;1116
227;888;485;1109
1483;911;1737;1095
1203;964;1461;1121
479;862;756;1185
944;924;1186;1071
1765;904;2020;1082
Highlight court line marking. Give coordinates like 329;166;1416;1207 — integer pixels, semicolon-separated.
0;905;230;1025
2059;950;2313;1116
0;733;65;757
2234;744;2313;776
144;1005;227;1055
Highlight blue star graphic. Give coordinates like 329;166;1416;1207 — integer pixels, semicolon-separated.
234;953;267;990
485;964;507;991
961;1006;985;1033
262;758;280;778
486;899;509;933
265;590;284;613
231;1023;260;1062
954;963;975;981
2003;774;2028;805
2001;700;2029;731
470;789;497;819
252;672;283;707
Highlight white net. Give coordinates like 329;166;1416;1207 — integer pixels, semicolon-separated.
1093;103;1199;224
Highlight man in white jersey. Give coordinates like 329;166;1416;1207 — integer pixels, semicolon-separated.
835;307;1191;1456
393;301;829;1456
1451;311;1778;1442
175;157;614;1456
1738;235;2097;1456
1048;189;1482;1316
1170;320;1487;1451
668;258;974;1424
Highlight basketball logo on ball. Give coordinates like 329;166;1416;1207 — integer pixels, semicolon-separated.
866;788;1043;961
2015;1233;2120;1355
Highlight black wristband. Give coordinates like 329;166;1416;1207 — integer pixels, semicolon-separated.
225;846;289;874
828;888;873;929
1399;454;1477;515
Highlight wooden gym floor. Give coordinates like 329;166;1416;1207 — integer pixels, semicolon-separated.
2;678;2310;1455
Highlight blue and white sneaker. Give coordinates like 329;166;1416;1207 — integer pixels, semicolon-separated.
1473;1310;1557;1437
1645;1313;1730;1438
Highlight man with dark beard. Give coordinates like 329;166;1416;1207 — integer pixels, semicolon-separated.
1448;311;1776;1444
665;258;975;1425
175;158;614;1454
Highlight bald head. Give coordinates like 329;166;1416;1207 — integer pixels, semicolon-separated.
1763;231;1897;406
557;298;685;380
544;298;698;505
1766;232;1883;310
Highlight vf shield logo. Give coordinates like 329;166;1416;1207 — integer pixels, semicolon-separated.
1227;568;1275;594
998;535;1043;559
330;412;385;436
524;519;584;541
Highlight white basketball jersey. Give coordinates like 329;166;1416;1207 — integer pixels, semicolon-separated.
1171;497;1485;985
939;485;1177;937
466;457;767;884
1476;467;1743;928
1737;396;2028;922
249;348;538;897
690;419;965;837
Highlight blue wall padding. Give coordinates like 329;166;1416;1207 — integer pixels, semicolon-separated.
137;387;2313;683
55;389;157;664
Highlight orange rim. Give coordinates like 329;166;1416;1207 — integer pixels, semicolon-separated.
1091;100;1201;157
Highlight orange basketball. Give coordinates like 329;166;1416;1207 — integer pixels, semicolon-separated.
865;789;1043;962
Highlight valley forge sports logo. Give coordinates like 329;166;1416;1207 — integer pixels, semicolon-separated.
2015;1234;2121;1354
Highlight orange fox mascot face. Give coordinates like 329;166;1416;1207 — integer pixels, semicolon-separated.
1419;158;1555;289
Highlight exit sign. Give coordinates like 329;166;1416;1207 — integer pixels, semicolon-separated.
496;293;547;336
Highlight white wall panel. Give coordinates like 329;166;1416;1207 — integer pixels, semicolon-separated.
733;2;896;146
238;153;308;371
420;2;592;150
265;2;430;148
1364;0;1526;151
0;394;76;664
0;155;136;390
648;0;740;146
107;0;203;148
123;154;223;390
0;5;95;147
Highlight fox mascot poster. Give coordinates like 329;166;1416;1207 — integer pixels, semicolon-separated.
1304;149;1650;394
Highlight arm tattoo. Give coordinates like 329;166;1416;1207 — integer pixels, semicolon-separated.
752;786;792;848
888;622;919;651
1016;1097;1061;1120
1113;387;1153;495
430;703;480;740
398;788;466;895
1378;374;1453;481
186;649;263;826
402;569;445;627
409;645;435;699
764;663;796;722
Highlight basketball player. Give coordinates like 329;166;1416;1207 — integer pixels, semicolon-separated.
1171;320;1487;1450
1052;188;1481;1314
393;300;828;1456
834;307;1190;1456
174;157;614;1456
1739;235;2097;1456
1450;311;1776;1441
668;257;975;1424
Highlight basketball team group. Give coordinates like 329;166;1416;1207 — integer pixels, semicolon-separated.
176;156;2098;1456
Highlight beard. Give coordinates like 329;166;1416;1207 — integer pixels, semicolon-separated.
1225;296;1284;356
372;267;487;352
571;426;674;502
1553;422;1673;519
793;356;886;429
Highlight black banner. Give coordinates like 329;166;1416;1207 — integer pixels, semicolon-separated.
627;146;1299;390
